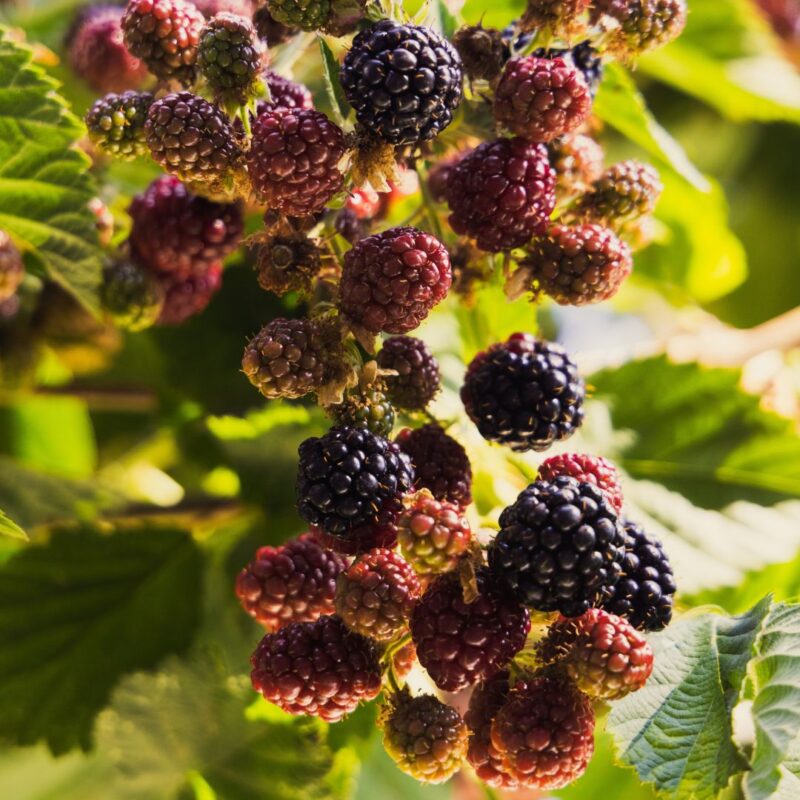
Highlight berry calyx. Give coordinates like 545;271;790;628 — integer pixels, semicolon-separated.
538;452;624;513
377;336;440;412
85;91;154;160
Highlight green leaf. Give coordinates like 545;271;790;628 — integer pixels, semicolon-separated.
0;525;203;753
318;37;351;128
0;28;103;313
608;599;771;799
0;508;26;540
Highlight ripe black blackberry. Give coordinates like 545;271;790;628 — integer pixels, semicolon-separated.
157;262;222;324
250;615;382;721
235;533;346;630
340;19;464;145
85;91;154;160
255;234;320;296
267;0;331;31
129;175;243;274
100;258;164;331
145;92;242;190
603;519;676;631
395;424;472;506
377;336;440;412
296;425;414;538
461;333;585;452
488;475;625;616
410;568;530;692
0;231;24;302
122;0;205;85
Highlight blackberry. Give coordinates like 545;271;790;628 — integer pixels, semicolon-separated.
250;615;382;721
548;133;604;196
465;672;518;789
538;608;654;699
247;108;345;217
235;533;346;630
594;0;687;55
576;159;662;229
122;0;205;84
522;223;633;306
391;640;417;679
85;90;154;160
157;262;222;324
395;424;472;506
494;56;592;143
445;137;556;253
335;548;421;641
340;20;463;145
69;5;147;92
397;490;472;577
520;0;591;38
253;4;297;44
267;0;330;31
242;315;345;400
197;12;263;107
491;675;594;789
380;692;468;784
538;452;624;513
100;258;164;331
330;382;396;438
145;92;243;190
255;234;320;295
129;175;243;274
452;24;508;83
461;333;585;452
338;226;452;337
410;568;530;692
261;69;314;111
377;336;440;412
603;519;676;631
531;41;603;97
488;476;625;616
0;232;24;302
296;425;414;538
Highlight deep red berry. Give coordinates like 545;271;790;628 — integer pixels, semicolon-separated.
255;234;320;296
311;523;399;557
495;56;592;143
0;231;24;302
395;424;473;506
538;452;623;513
336;548;420;641
548;133;604;196
410;568;530;692
380;692;468;783
576;160;662;228
250;615;382;722
445;137;556;253
338;227;451;336
122;0;205;84
85;90;154;160
235;533;347;630
538;608;654;699
247;108;345;217
156;263;222;325
392;640;417;679
260;69;314;111
490;675;594;789
377;336;440;412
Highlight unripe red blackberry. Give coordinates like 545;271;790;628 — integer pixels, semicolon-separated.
0;232;24;302
242;315;345;400
266;0;330;31
488;476;625;616
197;12;263;106
253;4;297;44
100;258;164;331
341;20;464;145
191;0;253;17
465;672;518;789
494;56;592;143
157;262;222;324
395;424;473;506
85;91;154;160
538;608;654;699
380;692;468;784
145;92;243;190
336;548;420;641
377;336;440;412
235;533;346;630
338;227;452;336
576;159;662;229
250;615;382;721
452;24;508;83
539;452;624;513
69;5;147;92
391;640;417;679
593;0;687;55
122;0;205;84
445;138;556;253
410;568;530;692
129;175;243;275
522;223;633;306
247;108;345;217
255;234;320;296
461;333;585;452
521;0;591;37
491;675;594;789
549;133;604;196
397;490;472;578
260;69;314;111
330;382;396;438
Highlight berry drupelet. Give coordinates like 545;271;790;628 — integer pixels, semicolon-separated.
100;258;164;331
340;20;464;145
85;91;154;160
488;475;625;616
156;263;222;324
235;533;346;630
461;333;585;452
0;232;24;302
538;452;624;513
377;336;440;412
445;138;556;253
